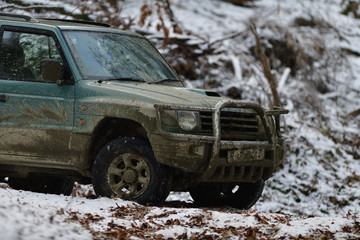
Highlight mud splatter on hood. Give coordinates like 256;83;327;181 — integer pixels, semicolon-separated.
83;81;225;108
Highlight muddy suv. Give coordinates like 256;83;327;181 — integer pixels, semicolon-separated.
0;13;288;209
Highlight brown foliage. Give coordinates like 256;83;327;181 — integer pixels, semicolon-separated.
139;0;183;47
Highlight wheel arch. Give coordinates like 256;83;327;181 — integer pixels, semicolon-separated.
86;117;149;169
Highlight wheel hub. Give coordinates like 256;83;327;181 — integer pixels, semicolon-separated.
123;169;137;183
107;152;151;199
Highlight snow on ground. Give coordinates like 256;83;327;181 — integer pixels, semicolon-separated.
0;0;360;238
117;0;360;217
1;183;359;239
166;0;360;217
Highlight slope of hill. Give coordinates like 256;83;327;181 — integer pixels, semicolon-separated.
0;0;359;238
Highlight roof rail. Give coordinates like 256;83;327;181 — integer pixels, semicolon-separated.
0;12;39;22
39;18;112;28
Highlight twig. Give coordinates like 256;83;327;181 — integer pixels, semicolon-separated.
162;0;183;34
250;23;280;107
0;4;54;10
251;65;273;106
347;109;360;119
209;31;243;47
278;67;291;92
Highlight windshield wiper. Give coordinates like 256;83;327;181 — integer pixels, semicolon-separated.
150;78;179;84
97;78;144;83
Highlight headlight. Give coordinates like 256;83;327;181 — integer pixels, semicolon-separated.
159;109;200;132
177;111;200;131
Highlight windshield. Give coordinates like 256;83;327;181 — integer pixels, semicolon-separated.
63;30;180;84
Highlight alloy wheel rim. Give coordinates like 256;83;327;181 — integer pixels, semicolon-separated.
107;153;150;199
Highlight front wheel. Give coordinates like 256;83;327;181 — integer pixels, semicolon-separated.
190;179;264;209
92;137;172;205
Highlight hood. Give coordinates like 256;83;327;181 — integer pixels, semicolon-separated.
80;80;226;108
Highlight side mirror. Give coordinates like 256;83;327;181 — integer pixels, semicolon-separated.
41;59;63;84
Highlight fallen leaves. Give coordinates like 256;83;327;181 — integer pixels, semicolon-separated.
58;185;360;239
62;201;360;240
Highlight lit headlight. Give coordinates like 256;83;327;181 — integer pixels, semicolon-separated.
177;111;200;131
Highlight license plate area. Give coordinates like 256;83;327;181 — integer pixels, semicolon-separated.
228;148;265;163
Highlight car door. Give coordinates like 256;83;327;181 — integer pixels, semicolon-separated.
0;26;75;166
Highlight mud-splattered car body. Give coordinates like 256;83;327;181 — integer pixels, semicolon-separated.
0;13;288;207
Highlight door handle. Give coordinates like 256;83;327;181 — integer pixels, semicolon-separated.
0;94;9;101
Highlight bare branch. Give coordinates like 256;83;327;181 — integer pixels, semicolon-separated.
251;65;273;106
209;31;243;47
347;109;360;119
250;23;280;107
161;0;183;34
0;4;53;11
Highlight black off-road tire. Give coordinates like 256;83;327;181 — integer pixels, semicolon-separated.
8;176;74;195
190;179;264;209
92;137;172;205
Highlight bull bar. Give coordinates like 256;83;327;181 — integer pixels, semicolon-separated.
155;100;289;181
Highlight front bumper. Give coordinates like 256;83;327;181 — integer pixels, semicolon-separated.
152;100;288;183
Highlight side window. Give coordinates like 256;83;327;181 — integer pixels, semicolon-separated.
20;33;63;79
0;29;67;83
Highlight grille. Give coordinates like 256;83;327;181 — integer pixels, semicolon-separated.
200;110;262;140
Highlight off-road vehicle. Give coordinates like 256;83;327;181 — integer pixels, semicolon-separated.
0;13;288;209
